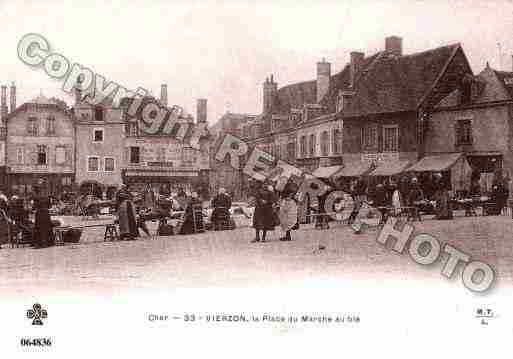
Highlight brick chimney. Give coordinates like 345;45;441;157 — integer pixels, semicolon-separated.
74;75;83;105
316;58;331;103
160;84;168;106
196;98;207;123
263;74;278;113
385;36;403;56
9;82;16;113
1;85;7;122
349;51;365;88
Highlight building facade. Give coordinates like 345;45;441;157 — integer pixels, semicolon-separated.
74;101;125;196
5;95;75;196
427;64;513;192
209;112;257;198
336;38;473;176
121;94;211;195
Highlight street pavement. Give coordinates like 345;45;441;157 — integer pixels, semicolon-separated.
0;212;511;297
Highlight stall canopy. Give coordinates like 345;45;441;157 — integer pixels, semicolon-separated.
335;161;374;178
312;165;344;179
408;153;463;172
368;160;411;177
407;153;472;191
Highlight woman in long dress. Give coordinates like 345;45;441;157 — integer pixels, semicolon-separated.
179;192;203;235
251;185;277;243
33;186;54;248
116;186;138;240
434;173;453;220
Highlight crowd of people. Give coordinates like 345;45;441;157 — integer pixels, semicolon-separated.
0;169;510;248
339;169;510;222
0;185;55;249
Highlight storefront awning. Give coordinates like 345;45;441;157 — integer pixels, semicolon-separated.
368;160;411;176
311;165;344;179
407;153;463;172
335;161;374;178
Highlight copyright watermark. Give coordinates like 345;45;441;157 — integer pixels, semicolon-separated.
17;33;208;148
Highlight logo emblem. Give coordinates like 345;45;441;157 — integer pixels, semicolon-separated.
27;303;47;325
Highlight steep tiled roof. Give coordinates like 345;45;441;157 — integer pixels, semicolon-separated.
344;44;462;117
320;52;381;112
493;70;513;99
273;80;317;115
271;52;382;116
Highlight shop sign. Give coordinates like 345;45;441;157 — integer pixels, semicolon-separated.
361;152;399;162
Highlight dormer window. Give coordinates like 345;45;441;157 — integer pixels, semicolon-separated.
336;90;355;113
95;106;104;121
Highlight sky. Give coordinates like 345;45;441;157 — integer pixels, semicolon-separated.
1;0;513;124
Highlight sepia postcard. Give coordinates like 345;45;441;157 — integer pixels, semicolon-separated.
0;0;511;357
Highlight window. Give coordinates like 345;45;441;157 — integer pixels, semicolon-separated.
95;106;104;121
93;128;104;142
309;133;316;157
455;119;473;145
55;146;66;164
37;145;47;165
332;128;341;154
362;124;378;151
16;147;24;164
383;125;399;152
62;177;72;186
46;117;56;135
287;142;295;160
27;117;38;136
127;122;138;136
130;146;140;164
300;136;307;158
104;157;115;172
88;156;100;172
321;131;329;156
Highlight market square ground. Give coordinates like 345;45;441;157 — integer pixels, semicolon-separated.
0;214;511;297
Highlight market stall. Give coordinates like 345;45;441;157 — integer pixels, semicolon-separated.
407;153;472;193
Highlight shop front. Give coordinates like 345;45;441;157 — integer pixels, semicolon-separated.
122;168;210;197
8;171;75;197
407;152;472;196
465;152;503;193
